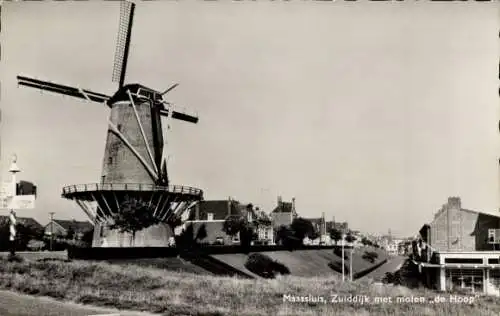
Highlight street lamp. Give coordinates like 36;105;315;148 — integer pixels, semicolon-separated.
350;246;354;281
8;155;20;257
341;232;345;281
49;212;55;251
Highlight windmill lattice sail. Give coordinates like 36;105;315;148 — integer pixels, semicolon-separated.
112;1;135;87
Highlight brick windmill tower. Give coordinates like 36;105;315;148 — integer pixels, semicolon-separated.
16;1;203;247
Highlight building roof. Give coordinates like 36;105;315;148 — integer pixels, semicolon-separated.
0;216;43;231
433;206;500;222
463;208;500;219
272;201;294;213
433;197;500;220
187;199;252;221
50;219;93;233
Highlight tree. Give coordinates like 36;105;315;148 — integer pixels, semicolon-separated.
110;195;161;246
66;226;76;240
276;225;301;249
222;216;245;239
345;233;357;244
255;212;272;228
361;237;372;246
176;224;195;250
195;223;208;243
329;228;342;245
308;229;320;241
15;222;44;251
222;214;256;251
239;224;254;251
290;217;315;242
81;228;94;247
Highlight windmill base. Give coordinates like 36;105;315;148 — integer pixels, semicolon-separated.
61;183;204;248
92;222;175;247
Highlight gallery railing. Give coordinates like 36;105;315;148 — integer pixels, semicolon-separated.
62;183;203;196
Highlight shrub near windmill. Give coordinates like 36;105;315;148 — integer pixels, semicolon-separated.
16;1;203;247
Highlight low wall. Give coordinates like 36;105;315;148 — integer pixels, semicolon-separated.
0;251;68;261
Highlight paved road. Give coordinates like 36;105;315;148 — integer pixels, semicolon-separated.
0;290;159;316
360;255;407;281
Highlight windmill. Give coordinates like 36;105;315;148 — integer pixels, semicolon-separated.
16;1;203;247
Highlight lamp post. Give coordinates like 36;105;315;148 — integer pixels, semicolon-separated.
49;212;55;251
8;155;20;257
350;246;354;281
341;232;345;282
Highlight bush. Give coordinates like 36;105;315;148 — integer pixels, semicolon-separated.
27;239;45;251
328;260;349;275
7;253;24;263
382;271;401;285
42;237;87;251
244;253;290;278
275;225;302;250
362;251;379;263
333;247;349;259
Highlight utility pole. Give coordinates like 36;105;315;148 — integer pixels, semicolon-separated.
49;212;55;251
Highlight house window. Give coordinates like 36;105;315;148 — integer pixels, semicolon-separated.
489;229;497;243
108;157;113;165
207;213;214;221
446;268;484;294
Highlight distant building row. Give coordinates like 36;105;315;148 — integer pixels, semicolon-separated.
0;216;92;240
183;196;350;246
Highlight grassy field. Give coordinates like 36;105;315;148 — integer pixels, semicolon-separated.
0;255;498;315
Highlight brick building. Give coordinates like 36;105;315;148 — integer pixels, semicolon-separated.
271;196;297;228
45;219;93;239
417;197;500;296
425;197;500;252
184;198;258;245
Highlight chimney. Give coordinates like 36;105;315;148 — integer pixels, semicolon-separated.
448;197;461;210
292;197;296;213
228;196;232;216
277;195;282;207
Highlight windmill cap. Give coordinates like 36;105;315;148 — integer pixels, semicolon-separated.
9;155;20;173
9;162;20;173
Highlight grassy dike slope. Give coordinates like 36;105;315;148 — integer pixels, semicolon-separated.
0;256;498;315
212;246;387;278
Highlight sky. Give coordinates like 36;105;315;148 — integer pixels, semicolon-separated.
0;1;498;237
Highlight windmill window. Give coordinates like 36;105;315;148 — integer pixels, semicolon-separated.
117;124;122;131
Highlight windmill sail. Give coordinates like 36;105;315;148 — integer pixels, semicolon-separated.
112;1;135;88
17;76;110;104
